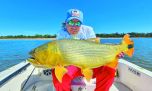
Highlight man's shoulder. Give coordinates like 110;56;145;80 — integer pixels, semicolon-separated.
80;25;93;32
78;25;96;39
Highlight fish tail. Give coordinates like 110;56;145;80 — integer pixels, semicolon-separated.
122;34;134;57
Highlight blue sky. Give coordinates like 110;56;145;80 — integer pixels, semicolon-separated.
0;0;152;35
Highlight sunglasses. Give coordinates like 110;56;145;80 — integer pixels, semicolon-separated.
67;20;81;27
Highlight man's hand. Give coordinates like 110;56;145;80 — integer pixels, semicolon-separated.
117;52;125;59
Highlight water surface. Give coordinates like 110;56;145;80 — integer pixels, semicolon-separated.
0;38;152;72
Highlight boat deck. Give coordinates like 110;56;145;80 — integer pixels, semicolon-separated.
0;62;132;91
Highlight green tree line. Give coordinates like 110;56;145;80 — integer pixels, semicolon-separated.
0;34;56;39
0;32;152;38
96;32;152;38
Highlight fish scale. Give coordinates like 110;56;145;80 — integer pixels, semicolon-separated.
56;40;121;67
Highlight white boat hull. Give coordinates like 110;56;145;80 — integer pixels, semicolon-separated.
0;59;152;91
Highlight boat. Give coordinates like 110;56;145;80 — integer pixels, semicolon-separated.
0;59;152;91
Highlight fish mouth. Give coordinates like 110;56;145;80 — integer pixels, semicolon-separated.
27;56;36;63
30;56;35;60
27;56;45;68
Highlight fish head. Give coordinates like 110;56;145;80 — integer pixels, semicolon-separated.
28;42;60;68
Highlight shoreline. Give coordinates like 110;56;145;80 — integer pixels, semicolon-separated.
0;37;151;40
0;38;56;40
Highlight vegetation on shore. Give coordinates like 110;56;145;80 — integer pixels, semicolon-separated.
0;32;152;39
0;34;56;39
96;32;152;38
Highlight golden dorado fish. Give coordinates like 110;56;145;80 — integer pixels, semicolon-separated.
28;34;134;82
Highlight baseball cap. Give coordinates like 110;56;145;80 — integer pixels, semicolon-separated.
65;9;83;23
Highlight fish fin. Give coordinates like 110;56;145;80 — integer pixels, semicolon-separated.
122;34;134;57
105;58;118;68
55;65;67;83
82;68;93;82
125;48;134;57
86;38;100;43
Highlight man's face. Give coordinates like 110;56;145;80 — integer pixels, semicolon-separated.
66;19;81;35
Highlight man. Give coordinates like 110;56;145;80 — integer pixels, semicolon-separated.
52;9;124;91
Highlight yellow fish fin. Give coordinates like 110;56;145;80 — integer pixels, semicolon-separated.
122;34;134;57
105;58;118;68
82;68;93;82
55;65;68;83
